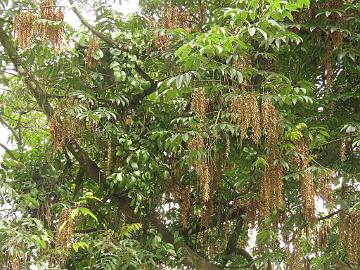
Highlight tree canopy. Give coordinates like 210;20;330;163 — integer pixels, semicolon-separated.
0;0;359;269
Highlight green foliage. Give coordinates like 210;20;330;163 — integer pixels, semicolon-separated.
0;0;359;269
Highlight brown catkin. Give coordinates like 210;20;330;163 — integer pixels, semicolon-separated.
266;260;273;270
262;99;280;145
13;12;36;48
191;88;209;118
295;138;316;224
339;139;346;161
198;2;207;27
317;222;330;249
11;255;20;270
107;138;112;171
179;185;191;228
259;166;271;218
56;209;73;251
201;199;212;228
188;136;211;203
291;231;302;270
338;208;346;247
317;170;334;210
324;45;333;88
259;148;283;220
155;0;192;50
38;0;65;49
247;198;258;228
348;210;360;266
49;113;81;150
230;93;261;143
86;36;98;69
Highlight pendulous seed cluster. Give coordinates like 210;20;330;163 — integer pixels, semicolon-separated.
347;210;360;266
187;136;213;227
37;201;52;228
339;139;347;161
286;231;302;270
56;209;73;253
38;0;65;49
317;222;331;249
49;113;81;150
190;88;209;118
181;186;191;228
13;0;65;49
155;0;192;50
339;209;360;267
262;99;282;145
107;138;112;171
317;170;334;210
259;148;284;219
13;12;36;48
11;256;20;270
295;138;316;224
86;36;98;69
201;199;212;229
230;93;261;143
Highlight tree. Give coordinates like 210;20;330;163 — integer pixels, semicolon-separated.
0;0;359;269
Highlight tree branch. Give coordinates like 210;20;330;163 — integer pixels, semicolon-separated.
68;0;154;84
0;114;21;144
318;209;341;221
117;196;221;270
0;20;216;270
0;142;17;161
223;209;256;270
0;20;105;186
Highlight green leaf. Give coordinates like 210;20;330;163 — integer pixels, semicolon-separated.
93;48;104;60
76;207;98;223
176;75;183;89
248;27;256;36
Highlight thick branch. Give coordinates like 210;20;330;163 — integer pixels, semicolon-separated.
0;142;17;161
1;17;217;270
225;209;245;255
224;209;256;270
118;196;220;270
0;20;105;186
0;114;20;144
128;81;157;108
0;23;54;118
318;209;341;221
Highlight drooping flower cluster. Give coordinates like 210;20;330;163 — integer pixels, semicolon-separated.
86;36;98;69
286;231;302;270
317;170;334;210
317;222;331;249
13;0;65;49
338;208;360;267
13;12;36;48
37;201;52;228
339;139;347;161
38;0;65;49
347;210;360;266
190;88;209;118
262;99;282;145
259;148;284;219
55;209;73;252
187;136;213;228
155;0;192;50
295;138;316;224
49;113;81;150
230;93;261;143
181;186;191;227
